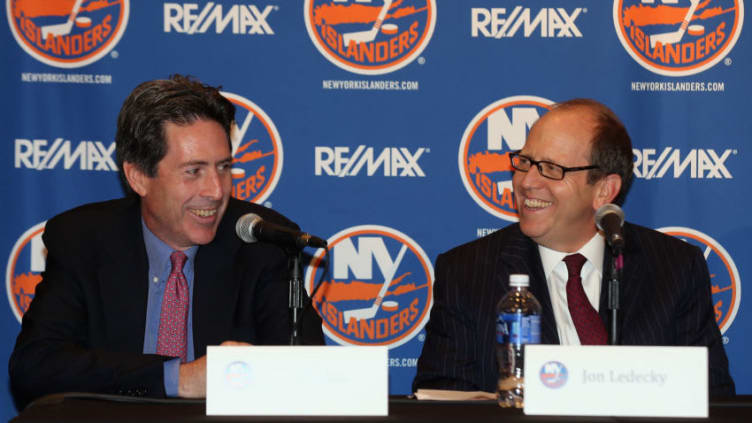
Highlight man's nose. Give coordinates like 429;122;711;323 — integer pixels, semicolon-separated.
517;164;547;188
201;170;224;199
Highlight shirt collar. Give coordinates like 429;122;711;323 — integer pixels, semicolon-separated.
538;232;605;280
141;219;198;274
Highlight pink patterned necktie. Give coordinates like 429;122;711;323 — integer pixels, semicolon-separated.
564;254;607;345
156;251;189;362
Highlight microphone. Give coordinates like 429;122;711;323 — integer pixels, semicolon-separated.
236;213;327;249
595;204;625;251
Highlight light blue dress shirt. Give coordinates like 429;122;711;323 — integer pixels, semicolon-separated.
141;219;198;397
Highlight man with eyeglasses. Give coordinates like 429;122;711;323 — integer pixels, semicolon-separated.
413;98;734;397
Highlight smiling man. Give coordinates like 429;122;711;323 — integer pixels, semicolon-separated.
9;75;323;408
413;99;734;397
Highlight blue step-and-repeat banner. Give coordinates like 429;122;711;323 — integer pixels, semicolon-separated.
1;0;749;418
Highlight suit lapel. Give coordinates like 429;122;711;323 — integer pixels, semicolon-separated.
498;226;559;344
614;224;646;341
98;198;150;352
599;243;615;342
192;209;242;357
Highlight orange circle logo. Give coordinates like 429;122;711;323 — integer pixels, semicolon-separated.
304;0;436;75
305;225;433;348
613;0;744;76
7;0;129;68
222;92;283;205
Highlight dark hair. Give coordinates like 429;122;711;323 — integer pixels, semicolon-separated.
551;98;633;205
115;74;235;192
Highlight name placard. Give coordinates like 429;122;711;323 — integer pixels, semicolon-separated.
206;346;388;416
524;345;708;417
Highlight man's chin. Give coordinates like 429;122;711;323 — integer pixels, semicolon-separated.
518;219;548;241
187;229;219;246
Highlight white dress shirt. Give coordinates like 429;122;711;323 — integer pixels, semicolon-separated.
538;233;605;345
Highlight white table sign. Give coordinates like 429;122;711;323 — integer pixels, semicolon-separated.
524;345;708;418
206;346;388;416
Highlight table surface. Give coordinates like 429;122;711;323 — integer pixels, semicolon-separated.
10;394;752;423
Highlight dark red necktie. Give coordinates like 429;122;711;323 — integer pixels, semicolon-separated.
564;254;607;345
156;251;189;362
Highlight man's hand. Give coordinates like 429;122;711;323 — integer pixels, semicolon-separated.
178;340;251;398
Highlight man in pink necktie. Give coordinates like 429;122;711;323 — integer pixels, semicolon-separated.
10;76;324;408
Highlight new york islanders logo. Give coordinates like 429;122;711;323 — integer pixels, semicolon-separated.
7;0;129;68
459;96;554;221
305;225;433;348
304;0;436;75
613;0;744;76
6;222;46;323
657;227;740;334
539;361;568;389
222;92;283;205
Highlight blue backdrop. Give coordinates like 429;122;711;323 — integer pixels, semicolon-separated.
2;0;748;418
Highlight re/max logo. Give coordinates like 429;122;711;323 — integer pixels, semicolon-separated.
633;147;735;179
15;138;117;171
471;7;583;38
315;146;427;177
163;3;275;35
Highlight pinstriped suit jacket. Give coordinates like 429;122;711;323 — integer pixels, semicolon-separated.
413;223;735;397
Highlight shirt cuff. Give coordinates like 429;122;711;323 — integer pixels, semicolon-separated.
163;358;181;397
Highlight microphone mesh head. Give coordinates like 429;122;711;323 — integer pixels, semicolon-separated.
236;213;261;243
595;204;624;231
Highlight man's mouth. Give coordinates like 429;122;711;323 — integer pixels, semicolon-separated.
524;198;552;209
189;208;217;218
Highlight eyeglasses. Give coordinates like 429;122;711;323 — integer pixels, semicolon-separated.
509;152;600;181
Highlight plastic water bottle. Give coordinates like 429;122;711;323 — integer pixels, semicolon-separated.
496;274;542;408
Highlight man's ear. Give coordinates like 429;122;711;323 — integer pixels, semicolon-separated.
123;162;149;197
593;174;622;210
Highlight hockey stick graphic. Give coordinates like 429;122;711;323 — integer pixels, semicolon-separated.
41;0;84;40
342;0;393;46
650;0;700;48
343;243;407;322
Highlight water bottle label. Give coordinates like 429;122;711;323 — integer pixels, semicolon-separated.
496;313;541;344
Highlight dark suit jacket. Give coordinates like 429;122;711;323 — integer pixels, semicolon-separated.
413;223;735;397
9;196;324;407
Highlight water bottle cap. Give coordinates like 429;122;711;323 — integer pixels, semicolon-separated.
509;274;529;287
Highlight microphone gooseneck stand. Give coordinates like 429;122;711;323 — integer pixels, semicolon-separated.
236;213;328;345
595;203;626;345
607;248;623;346
289;250;304;345
287;243;329;346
